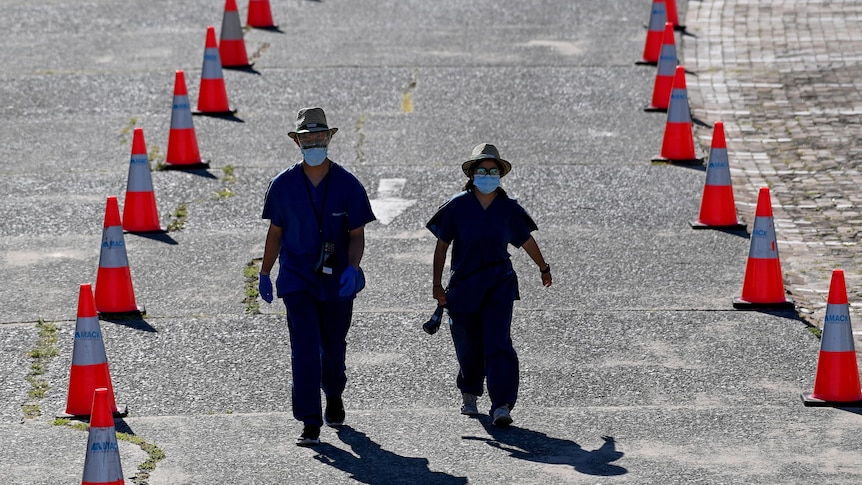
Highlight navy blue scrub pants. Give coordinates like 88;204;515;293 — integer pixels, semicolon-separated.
282;291;353;427
448;293;519;413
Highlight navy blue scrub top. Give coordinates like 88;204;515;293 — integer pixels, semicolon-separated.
262;162;376;300
426;190;537;311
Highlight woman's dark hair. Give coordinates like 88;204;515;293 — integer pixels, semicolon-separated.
463;160;507;195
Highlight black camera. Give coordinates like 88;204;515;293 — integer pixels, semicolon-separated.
313;241;336;275
423;305;445;335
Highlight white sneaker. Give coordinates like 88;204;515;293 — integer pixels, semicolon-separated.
460;393;481;416
492;406;512;427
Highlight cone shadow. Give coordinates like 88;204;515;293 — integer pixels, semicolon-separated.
100;315;158;333
690;225;750;239
127;231;179;245
158;167;219;179
463;418;627;477
112;417;134;435
250;25;285;33
731;305;800;321
224;65;262;75
192;111;245;123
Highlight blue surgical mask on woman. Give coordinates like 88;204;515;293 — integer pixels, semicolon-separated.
473;174;500;194
302;147;328;166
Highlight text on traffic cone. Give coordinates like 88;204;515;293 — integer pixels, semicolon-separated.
691;121;745;229
803;269;862;405
165;70;204;168
652;66;702;164
196;26;234;115
645;22;677;112
95;196;141;316
65;284;120;417
122;128;164;233
81;388;124;485
638;0;667;65
733;187;793;308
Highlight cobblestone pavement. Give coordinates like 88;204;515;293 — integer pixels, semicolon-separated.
682;0;862;331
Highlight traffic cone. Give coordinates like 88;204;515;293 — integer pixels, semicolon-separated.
690;122;745;230
81;388;125;485
636;0;667;65
666;0;685;31
220;0;253;69
95;196;144;318
247;0;277;29
733;187;794;309
165;70;208;170
644;23;676;112
61;284;127;419
803;269;862;406
651;66;703;165
195;26;236;116
122;128;165;233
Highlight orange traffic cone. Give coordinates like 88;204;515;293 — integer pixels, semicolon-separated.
61;284;127;419
690;122;745;230
636;0;667;65
803;269;862;406
165;70;208;170
247;0;277;29
81;388;125;485
666;0;685;31
122;128;165;233
220;0;252;69
644;23;676;112
195;26;236;116
733;187;794;309
651;66;703;165
95;196;144;318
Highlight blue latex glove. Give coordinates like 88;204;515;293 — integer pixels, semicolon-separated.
258;273;273;303
339;266;365;298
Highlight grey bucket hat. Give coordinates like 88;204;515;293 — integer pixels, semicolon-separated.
287;107;339;139
461;143;512;177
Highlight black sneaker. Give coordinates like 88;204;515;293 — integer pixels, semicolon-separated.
324;397;345;427
296;425;320;447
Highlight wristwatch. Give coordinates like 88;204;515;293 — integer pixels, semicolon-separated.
540;264;551;274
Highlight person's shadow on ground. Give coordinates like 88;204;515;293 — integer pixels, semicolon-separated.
313;426;468;484
463;418;627;477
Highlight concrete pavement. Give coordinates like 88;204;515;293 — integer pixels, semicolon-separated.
2;0;862;483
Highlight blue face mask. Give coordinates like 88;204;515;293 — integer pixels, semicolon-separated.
473;174;500;194
302;147;328;166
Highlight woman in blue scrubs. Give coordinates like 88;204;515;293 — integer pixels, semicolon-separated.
427;143;552;427
259;108;376;446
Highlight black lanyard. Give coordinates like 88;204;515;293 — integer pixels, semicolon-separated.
303;165;332;236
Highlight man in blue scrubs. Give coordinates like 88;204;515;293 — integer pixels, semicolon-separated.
259;107;376;446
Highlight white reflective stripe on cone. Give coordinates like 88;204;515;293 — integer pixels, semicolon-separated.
170;95;195;129
222;7;244;41
748;216;779;259
704;148;732;186
657;44;676;76
202;47;224;80
70;316;108;366
82;426;123;483
648;2;667;31
99;226;130;269
126;153;153;192
667;88;690;123
821;303;855;352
